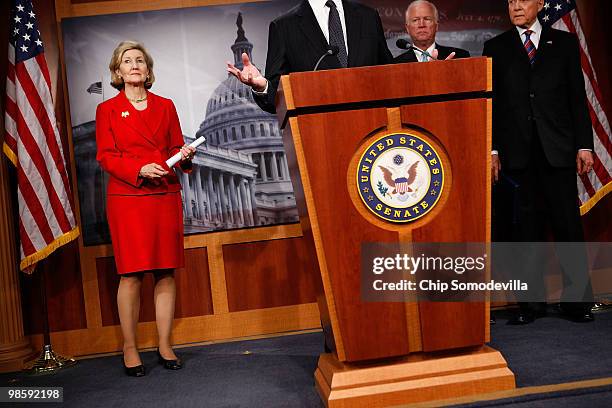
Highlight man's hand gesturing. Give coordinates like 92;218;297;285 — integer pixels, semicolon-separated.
227;53;267;92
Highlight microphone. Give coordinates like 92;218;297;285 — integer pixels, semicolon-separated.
396;39;411;49
396;39;433;60
313;46;340;71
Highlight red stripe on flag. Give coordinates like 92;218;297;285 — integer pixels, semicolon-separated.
35;54;53;94
18;218;36;257
7;61;15;83
4;98;19;152
15;65;74;212
587;101;612;161
589;152;611;188
11;94;73;233
592;155;612;185
16;169;56;245
579;173;596;197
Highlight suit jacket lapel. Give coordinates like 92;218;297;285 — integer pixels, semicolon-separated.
115;91;157;148
297;1;329;56
509;29;531;68
435;43;447;60
400;50;418;63
343;0;361;67
139;92;163;139
435;44;460;60
533;26;553;71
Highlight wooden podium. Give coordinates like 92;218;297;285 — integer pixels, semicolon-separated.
276;58;515;407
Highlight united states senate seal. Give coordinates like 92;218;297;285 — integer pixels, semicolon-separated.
356;132;444;223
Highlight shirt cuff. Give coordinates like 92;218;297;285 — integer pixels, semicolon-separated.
251;80;269;95
578;149;593;152
491;150;499;155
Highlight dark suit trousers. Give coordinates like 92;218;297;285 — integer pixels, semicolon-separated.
504;130;593;312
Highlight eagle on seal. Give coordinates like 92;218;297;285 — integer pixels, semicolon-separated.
378;162;419;194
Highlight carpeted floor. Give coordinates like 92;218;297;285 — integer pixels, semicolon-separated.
1;309;610;407
489;307;612;387
451;384;612;408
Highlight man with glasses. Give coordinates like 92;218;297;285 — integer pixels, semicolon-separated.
394;0;469;63
483;0;595;324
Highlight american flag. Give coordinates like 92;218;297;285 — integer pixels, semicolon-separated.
3;0;79;272
540;0;612;215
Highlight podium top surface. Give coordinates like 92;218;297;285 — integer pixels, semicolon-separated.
277;57;491;124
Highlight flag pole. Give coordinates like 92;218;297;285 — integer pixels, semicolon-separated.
24;263;76;374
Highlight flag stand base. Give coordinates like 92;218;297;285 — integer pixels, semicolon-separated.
592;302;611;312
24;344;76;375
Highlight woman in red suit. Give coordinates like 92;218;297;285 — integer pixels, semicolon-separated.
96;41;195;377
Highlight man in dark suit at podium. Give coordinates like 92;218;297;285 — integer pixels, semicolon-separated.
394;0;469;63
227;0;393;114
483;0;595;324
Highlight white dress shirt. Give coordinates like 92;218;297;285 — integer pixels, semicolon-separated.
516;18;542;49
309;0;349;54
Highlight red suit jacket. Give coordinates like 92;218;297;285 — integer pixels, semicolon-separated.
95;91;191;196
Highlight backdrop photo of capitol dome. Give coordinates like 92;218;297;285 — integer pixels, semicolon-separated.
62;0;507;245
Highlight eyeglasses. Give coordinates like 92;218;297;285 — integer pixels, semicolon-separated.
507;0;535;5
407;17;436;26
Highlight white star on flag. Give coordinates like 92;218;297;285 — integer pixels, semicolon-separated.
20;44;28;52
29;11;35;18
26;22;34;29
23;33;30;41
35;39;42;46
555;4;562;11
544;2;550;9
14;16;21;23
16;4;24;11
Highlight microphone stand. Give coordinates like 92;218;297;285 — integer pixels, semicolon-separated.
314;47;340;71
396;39;434;60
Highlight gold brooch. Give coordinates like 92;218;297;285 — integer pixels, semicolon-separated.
121;111;129;118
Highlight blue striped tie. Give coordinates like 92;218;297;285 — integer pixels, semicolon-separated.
326;0;348;68
523;30;537;65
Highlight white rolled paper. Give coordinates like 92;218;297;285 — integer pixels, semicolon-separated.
165;136;206;167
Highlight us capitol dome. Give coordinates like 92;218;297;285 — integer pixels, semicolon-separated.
193;12;297;230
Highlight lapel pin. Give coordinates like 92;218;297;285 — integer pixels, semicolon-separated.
546;40;553;44
121;111;129;118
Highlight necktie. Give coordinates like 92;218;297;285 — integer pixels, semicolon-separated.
325;0;348;68
523;30;536;65
420;51;428;62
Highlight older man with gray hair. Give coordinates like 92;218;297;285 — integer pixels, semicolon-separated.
394;0;469;63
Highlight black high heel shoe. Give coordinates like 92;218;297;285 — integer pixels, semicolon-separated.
157;349;183;370
123;362;146;377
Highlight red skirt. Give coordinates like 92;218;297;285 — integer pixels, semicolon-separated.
106;192;184;274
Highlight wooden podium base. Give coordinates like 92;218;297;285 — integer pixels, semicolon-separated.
315;346;515;407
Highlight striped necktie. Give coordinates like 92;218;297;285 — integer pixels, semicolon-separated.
326;0;348;68
523;30;537;65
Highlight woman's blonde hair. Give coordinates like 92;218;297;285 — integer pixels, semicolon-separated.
109;41;155;90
